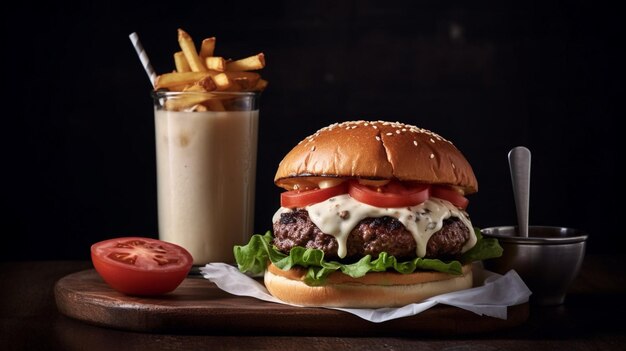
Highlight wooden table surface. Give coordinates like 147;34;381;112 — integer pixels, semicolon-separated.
2;255;626;350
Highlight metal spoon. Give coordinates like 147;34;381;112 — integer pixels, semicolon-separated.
508;146;531;238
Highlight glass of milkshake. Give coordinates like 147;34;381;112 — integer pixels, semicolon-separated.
152;91;259;265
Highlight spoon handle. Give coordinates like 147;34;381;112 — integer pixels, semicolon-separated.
508;146;531;238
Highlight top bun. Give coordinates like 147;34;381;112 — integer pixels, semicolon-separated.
275;120;478;194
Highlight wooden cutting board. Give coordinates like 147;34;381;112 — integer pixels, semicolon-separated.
54;269;528;336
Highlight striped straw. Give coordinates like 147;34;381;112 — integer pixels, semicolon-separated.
128;32;156;88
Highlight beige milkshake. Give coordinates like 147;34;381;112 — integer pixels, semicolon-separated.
154;105;259;264
146;28;267;264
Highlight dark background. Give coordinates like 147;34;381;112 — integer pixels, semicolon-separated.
3;1;622;260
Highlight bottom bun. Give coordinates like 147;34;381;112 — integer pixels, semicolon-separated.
264;263;473;308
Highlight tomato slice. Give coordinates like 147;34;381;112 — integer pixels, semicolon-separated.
430;186;469;209
348;180;430;208
280;182;349;208
91;237;193;295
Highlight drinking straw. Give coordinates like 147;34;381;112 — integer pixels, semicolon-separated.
128;32;156;88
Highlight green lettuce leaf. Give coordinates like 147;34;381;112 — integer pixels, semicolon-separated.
234;228;502;286
461;228;504;263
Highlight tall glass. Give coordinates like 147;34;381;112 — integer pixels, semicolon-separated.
152;91;259;265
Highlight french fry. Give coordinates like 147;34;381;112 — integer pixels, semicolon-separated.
178;29;206;72
226;53;265;71
174;51;191;73
196;75;217;91
182;80;213;93
206;99;226;111
182;84;225;111
164;94;211;111
182;84;206;92
212;73;233;91
181;75;216;92
169;84;191;92
253;79;268;91
167;84;222;111
155;72;211;89
199;37;216;58
224;71;260;90
205;57;226;71
193;104;208;112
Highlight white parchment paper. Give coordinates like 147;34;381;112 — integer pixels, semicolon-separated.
200;262;531;323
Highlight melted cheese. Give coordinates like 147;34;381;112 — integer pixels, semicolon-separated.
273;195;476;259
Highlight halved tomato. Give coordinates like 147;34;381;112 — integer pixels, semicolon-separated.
280;182;349;208
348;180;430;208
430;186;469;209
91;237;193;295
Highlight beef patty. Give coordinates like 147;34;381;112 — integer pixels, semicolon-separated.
273;209;470;261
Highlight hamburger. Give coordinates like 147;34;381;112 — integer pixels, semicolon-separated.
235;120;502;308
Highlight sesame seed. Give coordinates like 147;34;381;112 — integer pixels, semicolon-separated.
396;130;401;134
346;126;350;130
386;132;393;136
364;123;369;126
452;163;456;169
430;153;435;159
311;146;316;151
375;136;381;141
413;140;418;146
402;128;407;132
372;126;378;129
351;125;357;129
430;138;435;143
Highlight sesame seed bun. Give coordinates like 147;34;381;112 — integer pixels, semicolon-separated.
264;263;473;308
274;120;478;194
